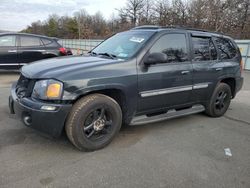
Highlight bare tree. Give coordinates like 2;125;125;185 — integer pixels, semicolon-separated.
170;0;189;25
154;0;171;26
238;0;250;38
117;0;146;26
140;0;155;24
23;0;250;39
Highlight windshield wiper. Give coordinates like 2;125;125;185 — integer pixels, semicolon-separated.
88;51;97;56
97;52;117;59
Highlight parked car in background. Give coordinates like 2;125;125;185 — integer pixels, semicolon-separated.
0;33;71;70
66;47;73;55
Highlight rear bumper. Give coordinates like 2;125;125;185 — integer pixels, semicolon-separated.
9;82;72;137
235;76;244;95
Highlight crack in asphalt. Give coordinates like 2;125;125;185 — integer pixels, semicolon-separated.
224;115;250;126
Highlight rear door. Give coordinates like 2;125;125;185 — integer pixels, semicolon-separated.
0;35;18;69
137;32;193;113
17;35;45;65
190;33;223;102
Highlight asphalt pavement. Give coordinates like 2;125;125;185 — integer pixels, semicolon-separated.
0;71;250;188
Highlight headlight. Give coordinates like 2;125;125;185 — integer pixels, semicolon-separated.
32;79;63;100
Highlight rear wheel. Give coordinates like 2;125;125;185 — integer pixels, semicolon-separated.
65;94;122;151
205;83;232;117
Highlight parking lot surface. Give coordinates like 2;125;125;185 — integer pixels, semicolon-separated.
0;71;250;188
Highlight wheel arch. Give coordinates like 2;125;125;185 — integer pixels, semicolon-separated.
73;87;130;124
220;77;236;98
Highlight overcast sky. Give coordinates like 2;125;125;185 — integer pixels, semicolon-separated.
0;0;127;31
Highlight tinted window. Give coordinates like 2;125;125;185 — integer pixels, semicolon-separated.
215;37;237;59
0;35;16;47
150;34;188;63
20;36;42;47
192;37;217;61
41;38;53;45
210;40;217;60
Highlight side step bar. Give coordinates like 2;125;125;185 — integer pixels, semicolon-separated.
130;105;205;126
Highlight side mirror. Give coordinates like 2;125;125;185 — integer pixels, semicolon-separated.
144;52;168;65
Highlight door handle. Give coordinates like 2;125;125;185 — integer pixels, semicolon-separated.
181;70;190;75
8;50;17;53
215;67;223;71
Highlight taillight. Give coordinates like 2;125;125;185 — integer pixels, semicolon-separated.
59;47;67;55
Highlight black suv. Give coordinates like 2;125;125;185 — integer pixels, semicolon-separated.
0;33;71;70
9;26;243;151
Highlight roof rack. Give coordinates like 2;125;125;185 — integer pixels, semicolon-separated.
132;25;223;35
131;25;161;30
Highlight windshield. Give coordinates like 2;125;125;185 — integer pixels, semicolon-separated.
91;31;155;59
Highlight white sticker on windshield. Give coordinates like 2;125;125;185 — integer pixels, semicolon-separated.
129;37;145;43
118;53;128;57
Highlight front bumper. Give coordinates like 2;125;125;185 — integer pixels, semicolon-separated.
9;82;72;137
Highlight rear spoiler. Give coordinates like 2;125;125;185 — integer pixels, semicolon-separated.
51;37;59;41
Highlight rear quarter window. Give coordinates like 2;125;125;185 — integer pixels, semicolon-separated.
41;38;53;45
41;38;59;47
214;37;237;60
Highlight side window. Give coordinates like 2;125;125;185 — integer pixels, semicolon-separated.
150;34;188;63
215;37;237;59
192;37;217;61
20;36;43;47
41;38;53;45
0;35;16;47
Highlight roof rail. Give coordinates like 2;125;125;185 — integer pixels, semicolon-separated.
131;25;161;30
171;26;223;35
132;25;223;35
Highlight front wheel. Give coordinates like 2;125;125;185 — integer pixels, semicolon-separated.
205;83;232;117
65;94;122;151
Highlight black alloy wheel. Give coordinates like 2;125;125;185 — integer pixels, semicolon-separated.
205;83;232;117
66;94;122;151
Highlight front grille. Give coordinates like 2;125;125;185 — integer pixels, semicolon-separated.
16;74;35;98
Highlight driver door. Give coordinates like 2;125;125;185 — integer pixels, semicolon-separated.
137;32;193;113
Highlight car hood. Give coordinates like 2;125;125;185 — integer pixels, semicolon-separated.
21;55;122;80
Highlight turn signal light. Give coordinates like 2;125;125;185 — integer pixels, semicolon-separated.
46;83;61;98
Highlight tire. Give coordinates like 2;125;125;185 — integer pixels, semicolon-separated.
65;94;122;151
205;83;232;117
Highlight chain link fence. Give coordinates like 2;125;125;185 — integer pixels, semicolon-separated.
235;40;250;70
59;39;103;55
